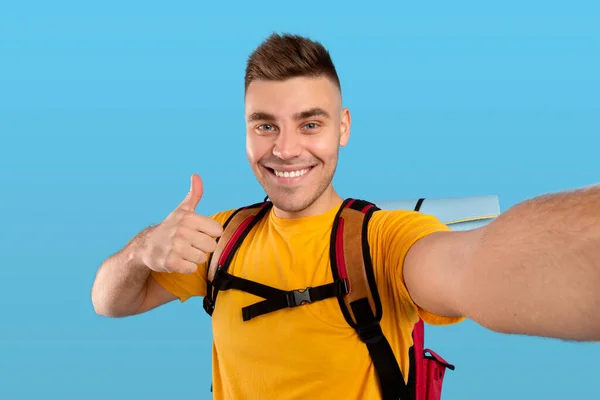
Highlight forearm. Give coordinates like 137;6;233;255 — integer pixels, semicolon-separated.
91;226;156;317
460;184;600;341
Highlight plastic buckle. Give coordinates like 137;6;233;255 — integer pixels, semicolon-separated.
286;288;312;307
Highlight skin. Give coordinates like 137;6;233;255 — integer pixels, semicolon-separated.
244;76;351;218
91;174;222;316
91;75;353;315
91;74;600;343
409;186;600;341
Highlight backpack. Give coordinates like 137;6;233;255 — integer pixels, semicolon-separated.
202;198;455;400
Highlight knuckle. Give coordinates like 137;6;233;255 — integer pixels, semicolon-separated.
168;239;180;255
183;212;197;225
213;223;224;236
197;252;208;264
206;239;218;253
187;263;199;274
164;250;179;271
173;225;187;239
171;230;188;250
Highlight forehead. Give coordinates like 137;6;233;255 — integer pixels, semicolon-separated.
244;76;340;119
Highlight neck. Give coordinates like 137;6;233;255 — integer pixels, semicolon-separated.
273;185;343;219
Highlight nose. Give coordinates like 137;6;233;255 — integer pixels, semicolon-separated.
272;129;302;160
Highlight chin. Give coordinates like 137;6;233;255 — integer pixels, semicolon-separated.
264;181;333;216
267;191;313;213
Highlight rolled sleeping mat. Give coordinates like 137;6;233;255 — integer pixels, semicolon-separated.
375;195;500;231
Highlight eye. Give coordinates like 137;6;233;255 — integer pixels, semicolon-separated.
303;122;321;131
256;124;277;133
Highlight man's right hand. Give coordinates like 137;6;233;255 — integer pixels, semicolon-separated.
141;174;224;274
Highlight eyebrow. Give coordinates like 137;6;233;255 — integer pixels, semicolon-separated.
293;107;331;121
247;111;276;122
247;107;331;123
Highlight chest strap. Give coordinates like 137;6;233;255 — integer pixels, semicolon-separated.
203;198;412;400
210;268;349;321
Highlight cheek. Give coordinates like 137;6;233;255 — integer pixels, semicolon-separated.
246;134;265;164
307;135;339;160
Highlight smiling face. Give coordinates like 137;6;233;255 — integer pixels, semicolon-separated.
245;76;351;218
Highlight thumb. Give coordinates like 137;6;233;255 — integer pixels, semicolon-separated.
179;174;204;212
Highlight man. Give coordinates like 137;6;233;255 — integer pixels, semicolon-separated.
91;33;600;399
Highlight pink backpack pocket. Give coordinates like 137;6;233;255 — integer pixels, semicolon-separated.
422;348;455;400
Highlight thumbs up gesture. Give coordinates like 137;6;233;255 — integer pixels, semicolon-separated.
141;174;224;274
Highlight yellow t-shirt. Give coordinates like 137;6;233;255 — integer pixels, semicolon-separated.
151;201;463;399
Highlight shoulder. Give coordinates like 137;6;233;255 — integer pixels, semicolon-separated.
208;208;238;226
366;207;450;269
367;208;451;244
208;201;270;229
366;207;466;325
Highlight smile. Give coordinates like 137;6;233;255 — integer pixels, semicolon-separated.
263;165;315;184
274;168;311;178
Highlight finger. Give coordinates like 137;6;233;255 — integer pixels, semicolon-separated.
179;227;219;254
164;252;199;274
178;174;204;212
178;243;208;266
181;213;224;238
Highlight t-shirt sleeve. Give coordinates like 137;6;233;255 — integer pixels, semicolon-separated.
150;209;236;302
368;209;465;326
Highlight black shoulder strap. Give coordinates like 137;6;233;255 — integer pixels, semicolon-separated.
202;201;273;316
330;198;412;400
203;200;348;321
204;201;272;395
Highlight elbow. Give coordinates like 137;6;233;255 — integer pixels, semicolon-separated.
91;288;112;317
90;284;142;318
91;283;120;318
92;297;127;318
92;303;112;318
92;301;111;318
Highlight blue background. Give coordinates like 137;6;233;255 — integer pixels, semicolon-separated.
1;0;599;398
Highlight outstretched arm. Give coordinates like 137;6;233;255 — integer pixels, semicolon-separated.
405;183;600;341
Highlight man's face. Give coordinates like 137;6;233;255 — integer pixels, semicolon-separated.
244;76;350;215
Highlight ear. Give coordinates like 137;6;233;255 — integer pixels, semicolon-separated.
339;108;351;147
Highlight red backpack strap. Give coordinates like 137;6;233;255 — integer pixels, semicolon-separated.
409;318;426;398
203;200;272;394
202;201;272;316
330;198;411;400
203;199;348;322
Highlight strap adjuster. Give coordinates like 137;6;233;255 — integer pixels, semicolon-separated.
286;288;313;307
212;267;233;290
357;321;384;344
339;278;349;296
203;296;215;316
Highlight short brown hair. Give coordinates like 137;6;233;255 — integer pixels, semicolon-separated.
245;33;341;94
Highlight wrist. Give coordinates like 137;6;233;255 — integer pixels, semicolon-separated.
128;225;157;273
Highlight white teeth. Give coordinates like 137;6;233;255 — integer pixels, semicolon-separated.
274;168;310;178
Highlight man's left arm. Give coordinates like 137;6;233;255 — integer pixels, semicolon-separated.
404;183;600;341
